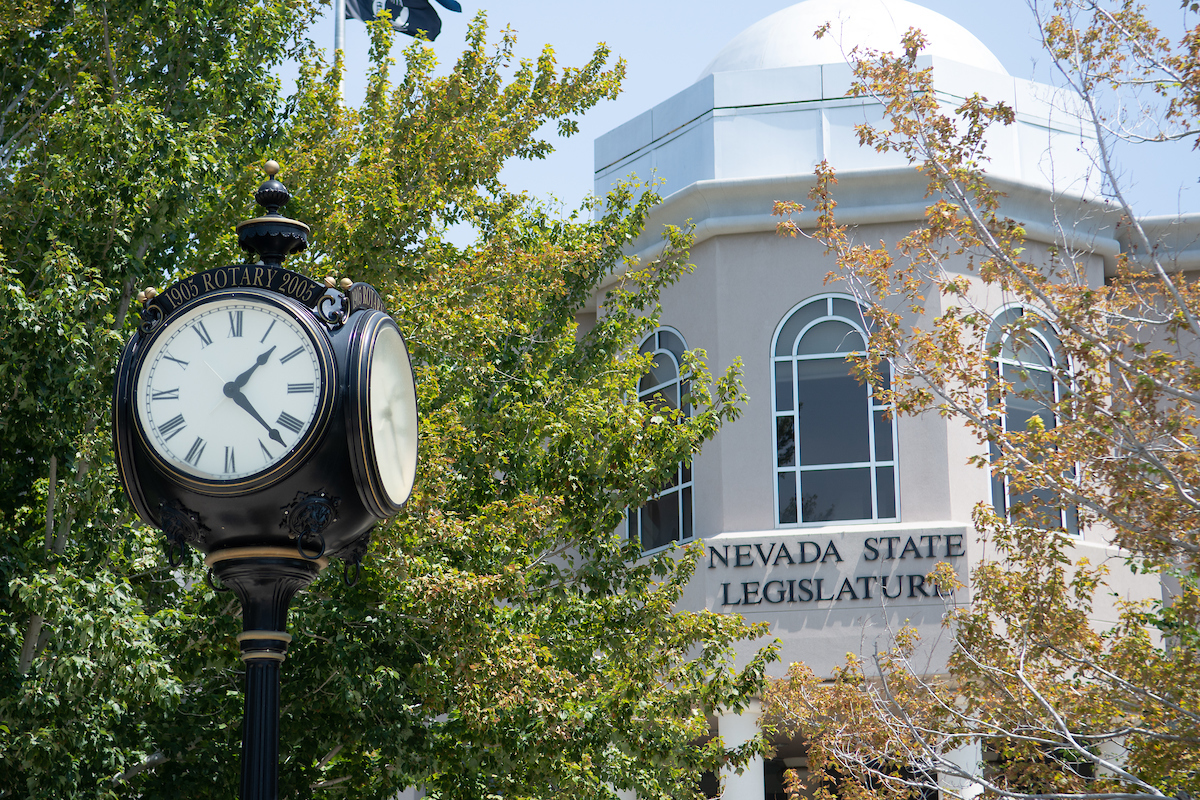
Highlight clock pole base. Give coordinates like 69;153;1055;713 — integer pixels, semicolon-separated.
240;659;282;800
208;547;326;800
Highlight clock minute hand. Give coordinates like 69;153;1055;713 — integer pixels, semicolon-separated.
224;386;286;447
229;345;277;392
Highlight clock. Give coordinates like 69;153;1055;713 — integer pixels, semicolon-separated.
347;310;419;517
131;289;336;495
110;164;424;800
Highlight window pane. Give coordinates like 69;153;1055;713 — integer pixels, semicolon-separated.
876;466;896;519
682;487;693;540
643;386;679;414
658;330;685;358
874;359;892;396
641;493;679;551
989;311;1072;532
833;298;866;327
778;471;798;524
1007;392;1051;433
990;440;1007;517
1002;333;1053;369
796;359;870;465
1009;484;1064;529
994;367;1067;531
796;320;865;355
1005;363;1054;431
775;301;826;356
641;352;678;393
987;307;1023;345
663;384;680;411
775;361;794;411
874;410;893;462
800;468;872;522
777;416;796;467
631;328;694;549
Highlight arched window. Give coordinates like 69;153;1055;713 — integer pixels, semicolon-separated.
987;306;1076;532
772;296;898;526
628;327;694;551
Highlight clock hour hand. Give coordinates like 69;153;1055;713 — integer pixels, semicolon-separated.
224;386;286;447
228;345;277;392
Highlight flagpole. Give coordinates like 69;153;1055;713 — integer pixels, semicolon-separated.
333;0;346;100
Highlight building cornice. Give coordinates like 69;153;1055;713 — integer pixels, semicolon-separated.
594;168;1200;298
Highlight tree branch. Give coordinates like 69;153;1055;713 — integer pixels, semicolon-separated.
111;751;168;785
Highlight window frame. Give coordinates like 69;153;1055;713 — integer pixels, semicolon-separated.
987;304;1077;533
771;294;900;528
627;326;695;553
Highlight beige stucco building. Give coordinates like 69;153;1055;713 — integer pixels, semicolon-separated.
588;1;1200;798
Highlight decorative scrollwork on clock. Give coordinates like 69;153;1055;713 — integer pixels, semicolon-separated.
159;499;209;567
138;304;164;334
333;527;374;587
315;288;348;327
279;490;340;560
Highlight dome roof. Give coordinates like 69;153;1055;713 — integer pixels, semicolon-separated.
699;0;1008;79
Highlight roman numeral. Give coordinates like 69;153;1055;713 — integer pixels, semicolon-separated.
185;437;206;466
288;383;314;394
276;411;303;434
152;388;179;401
259;319;276;344
280;346;304;364
158;414;186;441
163;353;188;368
193;321;213;348
228;310;243;338
259;439;272;460
224;446;236;473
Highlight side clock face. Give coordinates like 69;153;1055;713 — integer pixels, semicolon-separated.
348;312;419;517
367;323;419;506
134;295;331;486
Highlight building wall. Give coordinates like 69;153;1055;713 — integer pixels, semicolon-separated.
589;28;1186;799
598;168;1163;681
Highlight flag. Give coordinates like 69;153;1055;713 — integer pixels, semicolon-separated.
344;0;460;41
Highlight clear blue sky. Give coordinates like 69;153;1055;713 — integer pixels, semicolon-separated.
283;0;1198;218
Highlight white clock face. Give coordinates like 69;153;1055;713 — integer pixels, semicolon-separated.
135;297;325;482
367;324;418;506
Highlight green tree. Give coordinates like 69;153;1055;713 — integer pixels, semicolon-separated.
765;4;1200;800
1;5;775;799
1;0;318;793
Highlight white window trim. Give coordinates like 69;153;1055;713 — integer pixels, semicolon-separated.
629;326;696;552
770;294;900;528
987;304;1077;533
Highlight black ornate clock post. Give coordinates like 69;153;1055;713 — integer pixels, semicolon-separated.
212;549;323;800
112;162;419;800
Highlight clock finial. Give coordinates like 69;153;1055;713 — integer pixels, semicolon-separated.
236;159;310;266
254;160;291;216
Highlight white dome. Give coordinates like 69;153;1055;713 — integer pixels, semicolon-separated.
699;0;1008;79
